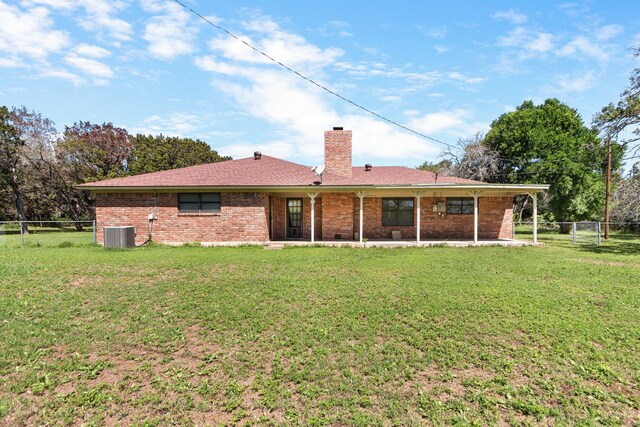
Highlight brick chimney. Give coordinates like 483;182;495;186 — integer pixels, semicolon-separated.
324;127;352;178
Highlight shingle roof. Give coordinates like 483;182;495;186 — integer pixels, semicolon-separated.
78;155;480;188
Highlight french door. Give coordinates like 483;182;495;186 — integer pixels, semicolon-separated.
286;198;303;238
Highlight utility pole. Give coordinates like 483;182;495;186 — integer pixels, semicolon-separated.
604;137;612;240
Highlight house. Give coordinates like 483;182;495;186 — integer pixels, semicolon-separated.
79;127;548;246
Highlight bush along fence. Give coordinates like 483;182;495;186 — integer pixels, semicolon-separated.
0;221;96;247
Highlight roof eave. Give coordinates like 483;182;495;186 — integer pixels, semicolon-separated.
78;183;550;193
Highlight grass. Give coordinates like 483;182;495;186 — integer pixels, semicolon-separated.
0;239;639;425
0;227;95;248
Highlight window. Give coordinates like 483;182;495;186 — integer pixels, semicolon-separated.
382;197;414;226
446;197;475;214
178;193;221;213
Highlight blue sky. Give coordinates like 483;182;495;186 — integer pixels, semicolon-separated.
1;0;638;168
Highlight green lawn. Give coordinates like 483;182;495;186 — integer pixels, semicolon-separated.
0;227;95;248
1;241;639;425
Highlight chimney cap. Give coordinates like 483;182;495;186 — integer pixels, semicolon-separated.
332;126;343;131
253;151;262;160
364;163;372;171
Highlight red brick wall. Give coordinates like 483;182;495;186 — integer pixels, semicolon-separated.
353;196;513;240
96;192;512;244
96;192;270;245
324;129;352;177
354;196;418;240
322;193;354;240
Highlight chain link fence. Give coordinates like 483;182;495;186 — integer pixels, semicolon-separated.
515;221;640;246
0;221;96;247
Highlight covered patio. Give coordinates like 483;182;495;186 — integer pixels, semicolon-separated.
268;183;548;245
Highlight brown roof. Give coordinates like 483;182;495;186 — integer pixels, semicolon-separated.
350;166;478;185
78;155;480;189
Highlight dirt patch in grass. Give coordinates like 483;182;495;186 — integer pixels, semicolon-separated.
3;244;640;425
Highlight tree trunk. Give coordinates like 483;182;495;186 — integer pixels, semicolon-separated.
10;179;29;234
559;223;572;234
518;197;528;224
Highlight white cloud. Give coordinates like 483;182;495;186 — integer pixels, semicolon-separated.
448;72;485;84
528;33;554;52
142;0;199;60
556;3;590;17
208;18;343;70
406;110;489;140
554;71;596;92
0;3;116;84
434;45;449;54
336;61;442;84
499;27;528;47
595;24;624;41
194;15;444;163
24;0;132;41
64;54;113;78
416;25;448;39
0;57;23;67
491;10;528;25
0;3;69;59
133;113;203;136
346;114;441;161
20;0;75;9
74;43;110;58
556;36;609;61
39;67;83;85
315;20;353;38
194;56;237;75
499;27;554;55
78;0;131;41
336;61;484;87
406;109;469;134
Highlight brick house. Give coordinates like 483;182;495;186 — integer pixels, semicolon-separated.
80;128;548;246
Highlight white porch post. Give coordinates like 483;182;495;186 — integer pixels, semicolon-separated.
307;192;318;243
356;192;366;242
471;191;480;244
531;192;538;244
417;193;421;243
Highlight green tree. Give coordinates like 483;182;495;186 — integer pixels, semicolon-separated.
57;121;133;181
417;159;453;174
483;98;615;223
594;47;640;149
10;106;61;222
0;105;28;228
129;134;231;175
611;162;640;227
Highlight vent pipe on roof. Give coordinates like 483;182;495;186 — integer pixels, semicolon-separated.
364;163;372;171
254;151;262;160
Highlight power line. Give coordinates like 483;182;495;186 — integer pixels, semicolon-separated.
171;0;458;150
172;0;638;173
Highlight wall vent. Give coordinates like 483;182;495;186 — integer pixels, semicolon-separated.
104;226;136;248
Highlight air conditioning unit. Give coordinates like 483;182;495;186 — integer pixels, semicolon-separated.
104;226;136;248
